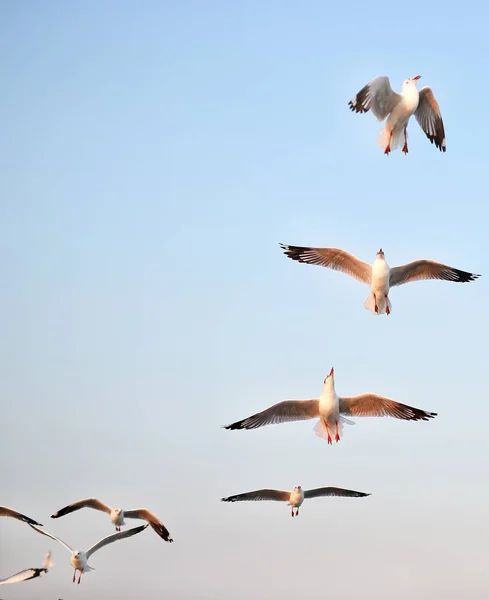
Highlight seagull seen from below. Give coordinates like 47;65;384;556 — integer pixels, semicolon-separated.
222;485;370;517
280;244;480;315
28;523;148;584
0;552;52;586
349;75;445;154
51;498;173;542
0;506;42;526
224;368;436;444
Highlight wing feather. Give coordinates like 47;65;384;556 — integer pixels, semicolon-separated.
86;524;148;559
304;487;370;499
124;509;173;542
28;524;74;553
224;399;319;431
0;506;42;526
280;244;371;284
349;76;401;121
389;260;480;287
51;498;112;519
415;87;446;152
221;489;291;503
339;394;436;421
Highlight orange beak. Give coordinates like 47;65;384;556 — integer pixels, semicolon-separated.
411;75;421;81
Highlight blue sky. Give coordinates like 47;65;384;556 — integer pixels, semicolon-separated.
1;1;488;598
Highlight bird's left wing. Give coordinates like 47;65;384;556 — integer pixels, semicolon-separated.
389;260;480;287
224;399;320;430
304;487;370;499
86;524;148;559
349;76;401;121
28;525;73;553
414;87;446;152
339;394;436;421
0;506;42;526
124;509;173;542
221;489;291;503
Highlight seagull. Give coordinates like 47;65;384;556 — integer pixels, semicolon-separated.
222;485;370;517
224;368;436;443
0;552;52;586
28;523;148;584
349;75;446;154
51;498;173;542
0;506;42;526
280;244;480;315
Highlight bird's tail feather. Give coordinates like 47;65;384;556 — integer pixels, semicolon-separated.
313;419;343;440
364;293;391;315
377;126;405;151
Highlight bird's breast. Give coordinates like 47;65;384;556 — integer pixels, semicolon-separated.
371;261;390;293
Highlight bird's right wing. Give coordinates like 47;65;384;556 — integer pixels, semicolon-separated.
86;524;148;559
28;524;73;553
0;506;42;526
123;509;173;543
0;568;45;585
304;487;370;499
221;489;291;503
280;244;371;284
339;394;437;421
51;498;112;519
349;76;401;121
224;399;319;430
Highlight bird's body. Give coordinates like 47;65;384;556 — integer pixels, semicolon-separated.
28;523;148;584
349;75;446;154
222;484;370;517
51;498;173;542
280;244;480;315
224;368;437;443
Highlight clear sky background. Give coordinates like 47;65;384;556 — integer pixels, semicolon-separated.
1;1;488;599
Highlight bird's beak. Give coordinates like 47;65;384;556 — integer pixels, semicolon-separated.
411;75;421;81
329;367;334;377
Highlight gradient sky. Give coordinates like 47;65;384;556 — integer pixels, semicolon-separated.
1;2;488;599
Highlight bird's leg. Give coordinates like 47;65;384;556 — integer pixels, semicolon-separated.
78;570;82;585
325;422;333;445
291;507;294;517
402;127;408;154
335;421;340;442
374;294;379;314
295;507;300;517
385;295;390;315
384;131;392;155
72;569;77;583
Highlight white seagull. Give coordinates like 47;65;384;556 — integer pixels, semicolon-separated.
222;485;370;517
349;75;446;154
28;523;148;584
224;368;436;444
280;244;480;315
0;506;42;526
0;552;52;586
51;498;173;542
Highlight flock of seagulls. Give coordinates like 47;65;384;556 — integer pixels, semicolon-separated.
2;75;480;595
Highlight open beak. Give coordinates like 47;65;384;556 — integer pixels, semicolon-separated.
411;75;421;81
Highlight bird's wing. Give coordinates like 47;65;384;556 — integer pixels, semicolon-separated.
51;498;112;519
280;244;371;284
349;76;401;121
28;524;73;553
123;509;173;542
0;506;42;526
304;487;370;499
221;489;291;503
339;394;437;421
86;524;148;559
415;87;446;152
389;260;480;287
224;399;320;430
41;551;52;570
0;568;44;585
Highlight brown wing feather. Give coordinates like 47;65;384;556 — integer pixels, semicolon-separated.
124;509;173;542
414;87;446;152
224;399;319;430
389;260;480;287
304;487;370;499
280;244;371;284
339;394;437;421
0;506;42;526
221;489;291;503
51;498;112;519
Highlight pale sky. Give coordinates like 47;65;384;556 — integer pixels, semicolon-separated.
1;1;489;599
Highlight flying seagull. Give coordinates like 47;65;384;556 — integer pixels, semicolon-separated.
280;244;480;315
28;523;148;584
224;368;436;443
222;485;370;517
349;75;445;154
51;498;173;542
0;552;52;585
0;506;42;526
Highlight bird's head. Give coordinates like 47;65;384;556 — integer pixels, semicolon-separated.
402;75;421;90
294;485;302;492
114;508;122;515
376;248;385;258
324;367;334;384
73;551;82;559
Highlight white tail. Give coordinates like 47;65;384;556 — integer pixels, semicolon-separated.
313;419;343;440
377;126;404;152
364;293;392;315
